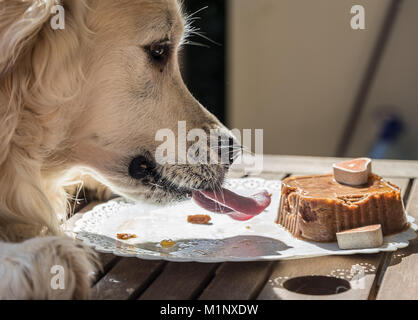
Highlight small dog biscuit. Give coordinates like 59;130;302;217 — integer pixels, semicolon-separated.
333;158;372;186
336;224;383;250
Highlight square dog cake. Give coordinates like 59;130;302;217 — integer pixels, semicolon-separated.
277;173;407;242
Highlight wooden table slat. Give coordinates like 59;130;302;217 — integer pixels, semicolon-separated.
257;254;382;300
199;262;275;300
247;172;287;180
383;177;410;199
231;155;418;178
228;170;287;181
377;179;418;300
226;170;247;179
139;263;219;300
92;253;121;283
92;258;166;300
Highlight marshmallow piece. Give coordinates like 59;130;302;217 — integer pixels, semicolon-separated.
336;224;383;250
333;158;372;186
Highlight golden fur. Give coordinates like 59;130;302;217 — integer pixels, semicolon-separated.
0;0;231;299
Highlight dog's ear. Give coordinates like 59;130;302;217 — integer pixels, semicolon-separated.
0;0;57;75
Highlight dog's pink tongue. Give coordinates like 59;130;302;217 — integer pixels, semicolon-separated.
192;188;272;221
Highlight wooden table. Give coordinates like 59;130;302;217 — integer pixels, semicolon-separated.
68;155;418;300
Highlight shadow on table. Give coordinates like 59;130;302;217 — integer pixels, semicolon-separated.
387;232;418;267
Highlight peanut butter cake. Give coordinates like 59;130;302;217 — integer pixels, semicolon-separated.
277;174;407;242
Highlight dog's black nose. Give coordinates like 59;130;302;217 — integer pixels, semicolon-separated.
129;155;154;180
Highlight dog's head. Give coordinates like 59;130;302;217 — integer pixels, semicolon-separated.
0;0;239;205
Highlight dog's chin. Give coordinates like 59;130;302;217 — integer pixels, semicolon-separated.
120;184;191;204
121;163;228;204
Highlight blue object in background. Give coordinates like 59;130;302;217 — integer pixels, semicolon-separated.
369;115;405;159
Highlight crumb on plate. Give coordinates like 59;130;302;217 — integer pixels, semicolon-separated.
160;239;176;248
117;233;137;240
187;214;211;224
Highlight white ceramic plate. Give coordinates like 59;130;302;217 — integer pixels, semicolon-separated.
74;178;417;262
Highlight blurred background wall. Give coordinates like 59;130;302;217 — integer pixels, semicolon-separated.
182;0;418;160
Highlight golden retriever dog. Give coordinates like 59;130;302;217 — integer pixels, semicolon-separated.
0;0;237;299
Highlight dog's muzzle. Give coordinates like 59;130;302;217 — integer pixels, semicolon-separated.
128;134;241;181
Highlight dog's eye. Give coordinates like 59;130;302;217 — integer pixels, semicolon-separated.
146;43;170;63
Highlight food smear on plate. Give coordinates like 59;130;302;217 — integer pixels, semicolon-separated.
160;239;176;248
187;214;211;224
192;188;272;221
116;233;137;240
